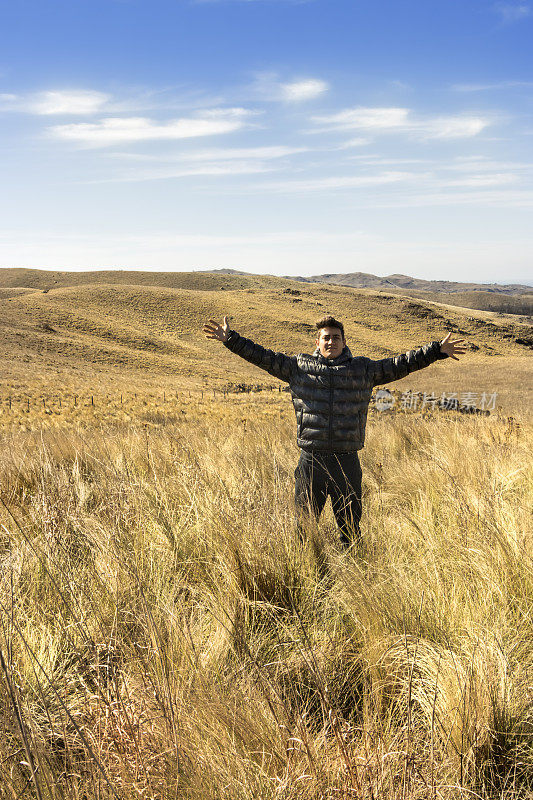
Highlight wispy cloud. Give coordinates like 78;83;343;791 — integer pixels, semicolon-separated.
493;3;532;22
370;188;533;209
279;79;329;102
453;80;533;91
0;92;24;112
314;107;410;130
445;173;518;187
388;80;413;91
0;86;240;117
336;137;372;149
258;171;419;193
251;159;529;199
100;160;278;182
0;93;17;107
0;89;111;115
49;108;257;146
445;156;533;172
311;106;490;139
251;71;328;102
112;144;307;162
183;144;306;160
348;156;432;165
100;144;309;180
420;116;490;138
29;90;111;115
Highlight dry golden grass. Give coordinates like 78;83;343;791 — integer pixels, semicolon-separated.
0;398;531;799
0;271;531;413
0;269;531;796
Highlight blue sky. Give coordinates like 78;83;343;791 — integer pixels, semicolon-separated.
1;0;532;283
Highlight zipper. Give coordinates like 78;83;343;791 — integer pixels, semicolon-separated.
328;367;333;450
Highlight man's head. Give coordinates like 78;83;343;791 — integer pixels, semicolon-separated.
315;316;346;359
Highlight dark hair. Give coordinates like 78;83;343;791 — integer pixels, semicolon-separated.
315;315;345;338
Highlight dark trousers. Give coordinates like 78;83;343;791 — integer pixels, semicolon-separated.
294;451;363;547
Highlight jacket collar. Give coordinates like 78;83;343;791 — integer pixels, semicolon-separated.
312;345;353;366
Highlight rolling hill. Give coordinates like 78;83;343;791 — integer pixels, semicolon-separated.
290;271;533;317
0;269;531;413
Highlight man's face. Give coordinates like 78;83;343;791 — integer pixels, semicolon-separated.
316;326;345;359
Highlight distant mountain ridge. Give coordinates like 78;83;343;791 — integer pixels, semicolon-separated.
0;267;531;317
289;271;532;294
0;267;530;295
0;266;531;413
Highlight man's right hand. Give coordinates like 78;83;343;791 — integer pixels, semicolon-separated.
203;316;230;343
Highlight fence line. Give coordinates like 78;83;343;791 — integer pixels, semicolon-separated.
0;386;271;412
0;385;495;417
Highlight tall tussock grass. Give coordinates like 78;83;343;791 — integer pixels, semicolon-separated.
0;409;531;799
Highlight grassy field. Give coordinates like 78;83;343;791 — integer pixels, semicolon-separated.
0;269;531;798
0;394;531;799
385;289;533;319
0;270;531;414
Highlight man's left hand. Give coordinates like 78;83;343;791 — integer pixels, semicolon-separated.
440;332;467;360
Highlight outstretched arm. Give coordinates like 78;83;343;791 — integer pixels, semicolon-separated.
203;316;296;383
371;333;466;387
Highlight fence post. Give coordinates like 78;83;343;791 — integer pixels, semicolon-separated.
42;398;46;409
27;398;30;413
74;395;77;407
91;396;94;406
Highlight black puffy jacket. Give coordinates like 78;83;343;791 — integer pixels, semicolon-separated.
224;330;448;453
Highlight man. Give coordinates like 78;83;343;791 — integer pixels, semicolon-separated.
203;314;466;548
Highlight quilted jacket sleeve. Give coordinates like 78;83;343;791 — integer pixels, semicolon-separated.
370;340;448;388
223;330;297;383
